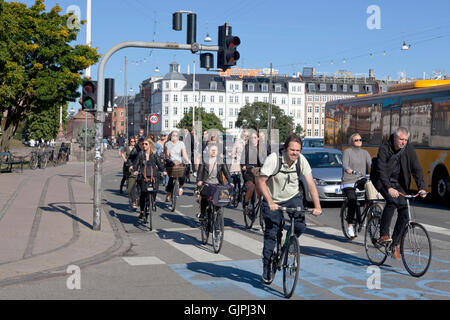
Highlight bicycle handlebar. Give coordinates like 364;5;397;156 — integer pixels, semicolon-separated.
279;207;320;216
398;191;428;199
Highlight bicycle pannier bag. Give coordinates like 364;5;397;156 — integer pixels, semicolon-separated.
207;184;232;207
365;180;384;200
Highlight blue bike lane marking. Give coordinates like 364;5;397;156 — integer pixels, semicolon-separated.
169;254;450;299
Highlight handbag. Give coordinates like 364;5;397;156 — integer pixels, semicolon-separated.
144;163;156;192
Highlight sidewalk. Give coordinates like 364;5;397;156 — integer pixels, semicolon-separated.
0;149;130;287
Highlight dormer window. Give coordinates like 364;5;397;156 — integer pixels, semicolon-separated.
210;81;217;90
248;83;255;92
262;84;268;92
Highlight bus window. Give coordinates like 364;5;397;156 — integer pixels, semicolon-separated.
431;101;450;148
357;104;371;144
402;100;432;146
343;105;352;144
369;103;382;145
381;107;391;142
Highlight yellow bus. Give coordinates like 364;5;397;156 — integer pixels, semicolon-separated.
325;81;450;204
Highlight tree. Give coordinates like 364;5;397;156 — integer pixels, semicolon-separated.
0;0;100;151
177;107;225;132
76;127;95;151
236;102;294;142
24;104;68;141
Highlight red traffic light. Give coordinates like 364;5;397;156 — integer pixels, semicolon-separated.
83;82;95;94
227;36;240;49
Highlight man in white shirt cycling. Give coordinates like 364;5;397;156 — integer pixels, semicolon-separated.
257;134;322;284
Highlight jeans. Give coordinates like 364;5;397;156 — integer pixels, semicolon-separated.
343;187;359;225
261;193;306;265
379;185;409;245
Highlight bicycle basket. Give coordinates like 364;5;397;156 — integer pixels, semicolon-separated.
167;164;185;178
365;180;384;200
207;184;232;207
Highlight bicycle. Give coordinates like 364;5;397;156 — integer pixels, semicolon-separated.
230;173;241;208
266;206;317;298
167;163;185;212
198;184;231;254
365;192;432;277
340;171;384;240
142;185;156;231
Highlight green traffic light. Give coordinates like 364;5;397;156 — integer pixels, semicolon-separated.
84;98;94;110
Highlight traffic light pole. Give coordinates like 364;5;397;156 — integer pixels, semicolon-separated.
93;41;219;230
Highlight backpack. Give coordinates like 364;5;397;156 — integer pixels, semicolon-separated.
269;154;303;192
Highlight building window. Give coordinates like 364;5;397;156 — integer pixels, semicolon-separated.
307;96;313;102
183;95;188;102
195;81;199;90
248;84;255;92
173;120;178;127
297;97;301;105
307;105;312;113
321;96;327;102
263;97;268;103
219;108;223;116
254;96;258;103
173;94;178;102
210;82;217;90
307;129;312;136
314;129;319;136
229;122;233;129
245;96;250;104
342;84;348;92
174;107;178;115
307;117;312;125
292;98;296;105
184;107;188;114
282;97;286;105
229;96;234;103
164;106;169;115
235;96;239;103
164;94;169;102
273;97;276;104
210;107;214;114
165;82;169;89
202;95;206;102
315;105;320;113
219;95;224;103
314;117;319;125
320;83;326;92
308;83;315;92
235;84;239;90
164;120;169;128
332;84;337;92
314;95;320;102
352;84;359;92
174;82;178;89
262;84;268;92
229;108;234;116
210;95;215;103
275;85;281;92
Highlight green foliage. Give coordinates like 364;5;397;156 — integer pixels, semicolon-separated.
24;104;68;141
177;107;225;132
0;0;100;151
236;102;295;141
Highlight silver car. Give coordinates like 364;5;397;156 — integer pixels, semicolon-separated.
299;147;364;203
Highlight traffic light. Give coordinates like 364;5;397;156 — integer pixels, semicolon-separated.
82;80;97;111
217;24;240;71
104;78;115;112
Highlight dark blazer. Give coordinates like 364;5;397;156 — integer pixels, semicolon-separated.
374;134;426;192
197;161;232;185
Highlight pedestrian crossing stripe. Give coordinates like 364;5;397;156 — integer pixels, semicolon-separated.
122;256;166;266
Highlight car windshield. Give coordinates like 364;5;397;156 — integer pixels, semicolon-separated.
303;139;324;147
303;152;343;168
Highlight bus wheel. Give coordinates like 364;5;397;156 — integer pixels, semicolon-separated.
432;170;450;204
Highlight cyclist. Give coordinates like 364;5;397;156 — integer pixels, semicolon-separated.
257;134;322;283
126;137;144;210
137;137;166;221
196;143;233;221
229;131;247;203
341;133;372;238
119;137;135;194
165;130;191;202
240;131;262;218
371;127;427;260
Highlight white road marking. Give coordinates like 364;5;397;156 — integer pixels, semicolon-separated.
123;256;166;266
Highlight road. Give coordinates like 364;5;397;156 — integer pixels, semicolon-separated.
1;162;449;301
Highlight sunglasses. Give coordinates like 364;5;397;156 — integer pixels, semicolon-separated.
144;143;149;145
130;141;136;143
353;139;362;142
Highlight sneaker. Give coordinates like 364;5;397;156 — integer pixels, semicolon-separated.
347;225;356;238
262;262;272;284
393;245;401;260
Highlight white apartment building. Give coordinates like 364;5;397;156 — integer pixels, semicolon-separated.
146;62;305;137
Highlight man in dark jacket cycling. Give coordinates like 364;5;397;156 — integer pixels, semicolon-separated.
372;127;427;259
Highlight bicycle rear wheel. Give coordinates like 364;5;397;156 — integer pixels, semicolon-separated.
30;155;38;170
212;207;224;253
282;236;300;299
364;215;387;266
257;201;265;232
148;195;154;231
401;222;432;277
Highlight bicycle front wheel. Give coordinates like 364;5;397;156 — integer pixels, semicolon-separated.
282;236;300;299
171;180;178;212
401;222;432;277
340;200;353;239
148;196;154;231
364;215;387;266
243;205;254;229
212;208;224;253
30;155;38;170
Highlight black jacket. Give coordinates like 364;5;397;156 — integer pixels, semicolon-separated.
373;134;426;192
197;161;232;185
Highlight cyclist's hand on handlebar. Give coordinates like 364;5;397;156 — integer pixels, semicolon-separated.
269;202;279;211
312;208;322;216
418;190;428;198
197;181;203;187
388;187;399;198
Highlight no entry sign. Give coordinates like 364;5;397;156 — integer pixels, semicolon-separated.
149;114;159;124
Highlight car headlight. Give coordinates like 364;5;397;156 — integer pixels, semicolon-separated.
314;178;328;186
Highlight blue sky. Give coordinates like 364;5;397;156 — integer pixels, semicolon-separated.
15;0;450;112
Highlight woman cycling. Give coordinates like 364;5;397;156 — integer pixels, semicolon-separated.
136;137;166;221
196;143;233;221
341;133;372;238
164;130;191;202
